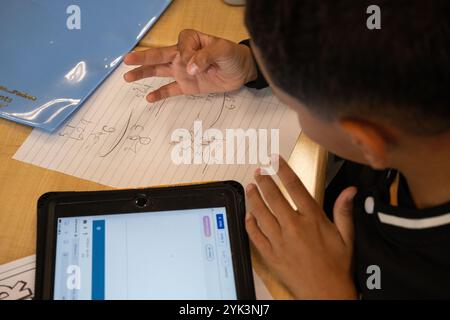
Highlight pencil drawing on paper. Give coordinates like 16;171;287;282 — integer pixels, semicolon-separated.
13;63;302;189
0;280;33;300
170;92;238;174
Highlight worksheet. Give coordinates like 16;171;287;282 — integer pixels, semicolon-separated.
0;255;35;300
13;63;301;188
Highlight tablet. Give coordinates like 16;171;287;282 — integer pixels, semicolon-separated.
35;181;255;300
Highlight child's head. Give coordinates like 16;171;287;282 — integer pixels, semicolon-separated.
245;0;450;170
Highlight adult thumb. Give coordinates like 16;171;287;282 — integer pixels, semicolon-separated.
333;186;357;249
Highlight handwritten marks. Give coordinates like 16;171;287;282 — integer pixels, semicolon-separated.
14;63;301;188
0;255;35;300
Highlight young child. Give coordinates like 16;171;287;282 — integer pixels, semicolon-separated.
123;0;450;299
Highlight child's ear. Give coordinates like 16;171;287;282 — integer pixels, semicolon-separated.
338;118;396;169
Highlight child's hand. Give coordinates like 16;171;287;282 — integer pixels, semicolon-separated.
246;156;358;299
123;29;257;102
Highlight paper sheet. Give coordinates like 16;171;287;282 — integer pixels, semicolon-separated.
13;63;301;188
0;255;35;300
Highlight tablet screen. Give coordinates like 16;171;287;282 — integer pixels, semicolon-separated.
53;207;237;300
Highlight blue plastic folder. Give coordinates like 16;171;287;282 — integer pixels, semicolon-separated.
0;0;172;132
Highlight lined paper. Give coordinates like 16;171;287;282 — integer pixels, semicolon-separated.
0;255;35;300
14;63;301;188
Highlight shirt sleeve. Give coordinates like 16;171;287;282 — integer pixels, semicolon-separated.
239;39;269;90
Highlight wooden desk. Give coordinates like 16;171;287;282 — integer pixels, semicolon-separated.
0;0;327;299
140;0;249;47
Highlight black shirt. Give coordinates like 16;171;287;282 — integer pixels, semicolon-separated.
354;170;450;299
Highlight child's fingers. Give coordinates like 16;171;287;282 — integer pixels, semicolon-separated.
246;183;281;241
177;29;205;65
276;156;319;217
123;64;172;82
124;45;178;66
245;211;272;257
333;186;357;250
253;168;295;227
146;82;183;103
186;39;232;75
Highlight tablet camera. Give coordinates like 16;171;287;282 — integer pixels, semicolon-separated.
134;195;149;208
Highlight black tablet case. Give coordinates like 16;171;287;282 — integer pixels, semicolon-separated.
35;181;255;300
